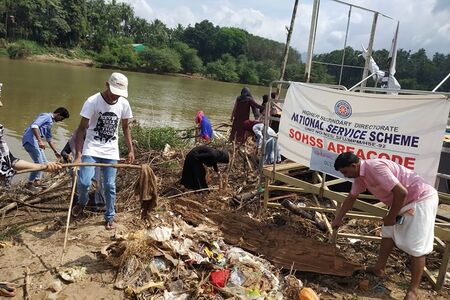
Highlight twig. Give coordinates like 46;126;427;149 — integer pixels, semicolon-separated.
60;168;78;265
166;187;219;199
0;188;70;215
2;199;67;211
24;267;30;300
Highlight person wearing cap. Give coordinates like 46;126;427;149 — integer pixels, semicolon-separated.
72;72;134;230
22;107;70;191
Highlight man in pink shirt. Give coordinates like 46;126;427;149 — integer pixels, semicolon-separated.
332;152;438;300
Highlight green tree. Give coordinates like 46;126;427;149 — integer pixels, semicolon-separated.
139;47;181;73
214;27;247;58
204;54;239;82
173;42;203;74
183;20;218;63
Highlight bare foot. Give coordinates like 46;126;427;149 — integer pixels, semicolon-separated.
403;289;418;300
366;266;387;278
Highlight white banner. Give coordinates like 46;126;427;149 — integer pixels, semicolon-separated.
278;83;450;184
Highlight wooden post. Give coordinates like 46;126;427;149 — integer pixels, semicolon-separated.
435;243;450;290
361;12;378;88
279;0;299;81
263;177;270;210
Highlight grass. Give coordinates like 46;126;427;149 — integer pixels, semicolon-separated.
119;122;188;154
0;225;25;241
4;39;95;61
7;40;48;59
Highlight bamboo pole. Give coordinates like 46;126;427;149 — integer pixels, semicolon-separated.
60;168;78;265
17;162;142;174
279;0;299;81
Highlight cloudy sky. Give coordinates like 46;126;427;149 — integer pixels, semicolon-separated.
120;0;450;55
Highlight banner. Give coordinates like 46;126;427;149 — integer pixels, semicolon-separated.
278;83;450;184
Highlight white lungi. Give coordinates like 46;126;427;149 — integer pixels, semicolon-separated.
381;192;439;257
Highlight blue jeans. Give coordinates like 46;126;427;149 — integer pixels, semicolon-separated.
23;142;48;182
77;155;117;221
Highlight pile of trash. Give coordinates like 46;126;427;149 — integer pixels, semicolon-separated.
100;211;319;299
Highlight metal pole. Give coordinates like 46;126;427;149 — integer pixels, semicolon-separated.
432;73;450;92
349;73;376;91
338;6;352;85
304;0;320;83
361;12;378;88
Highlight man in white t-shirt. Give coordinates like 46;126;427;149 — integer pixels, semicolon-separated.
72;72;134;230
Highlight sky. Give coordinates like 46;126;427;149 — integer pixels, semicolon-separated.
120;0;450;56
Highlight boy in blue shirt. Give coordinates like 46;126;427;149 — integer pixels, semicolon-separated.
22;107;69;190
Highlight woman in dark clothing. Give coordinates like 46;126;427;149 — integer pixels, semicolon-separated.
180;145;229;190
229;87;263;144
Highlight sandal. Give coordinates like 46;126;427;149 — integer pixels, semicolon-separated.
0;282;17;297
71;204;85;218
105;220;116;230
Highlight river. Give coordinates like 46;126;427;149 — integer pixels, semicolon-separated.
0;56;269;161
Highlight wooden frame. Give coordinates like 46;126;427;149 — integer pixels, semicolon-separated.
262;163;450;290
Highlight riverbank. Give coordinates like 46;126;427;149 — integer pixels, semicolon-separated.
0;40;217;83
1;125;449;299
27;54;94;67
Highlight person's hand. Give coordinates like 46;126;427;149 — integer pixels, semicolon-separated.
383;215;396;226
74;156;82;165
38;140;46;149
331;218;342;229
54;151;62;159
127;151;135;164
44;162;62;172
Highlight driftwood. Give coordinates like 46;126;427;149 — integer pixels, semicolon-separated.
281;199;327;231
2;199;67;211
234;190;259;202
173;197;363;277
0;186;69;215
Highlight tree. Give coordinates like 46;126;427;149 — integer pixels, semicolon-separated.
183;20;218;63
214;27;247;58
172;41;203;74
139;47;181;73
204;54;239;82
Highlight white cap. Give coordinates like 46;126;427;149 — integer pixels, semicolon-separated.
107;72;128;98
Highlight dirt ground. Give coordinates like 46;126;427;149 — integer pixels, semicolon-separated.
1;146;450;299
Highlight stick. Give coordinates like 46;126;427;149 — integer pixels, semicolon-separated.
166;187;219;199
17;162;142;174
3;199;67;211
60;168;78;265
0;188;69;215
23;267;30;300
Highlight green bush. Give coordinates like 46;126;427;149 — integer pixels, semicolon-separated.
119;123;186;154
96;48;118;65
6;40;47;59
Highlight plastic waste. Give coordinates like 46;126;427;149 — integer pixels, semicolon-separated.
210;269;231;288
147;226;172;242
